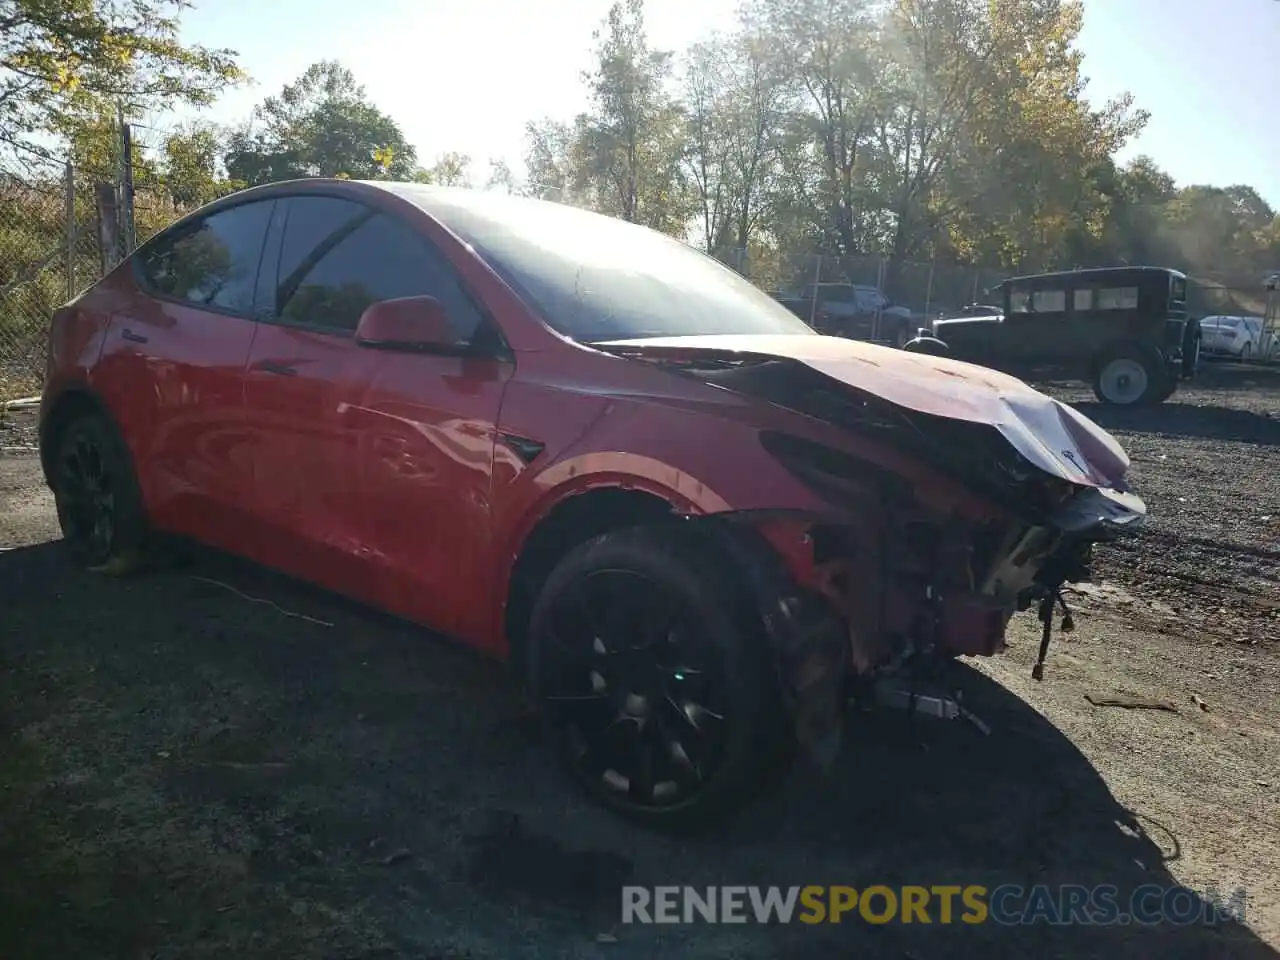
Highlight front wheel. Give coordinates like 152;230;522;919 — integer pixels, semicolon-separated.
1092;346;1166;406
526;527;789;831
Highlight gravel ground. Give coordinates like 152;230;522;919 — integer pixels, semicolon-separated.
1;362;1278;960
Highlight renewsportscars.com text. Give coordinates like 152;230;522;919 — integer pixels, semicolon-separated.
621;884;1248;926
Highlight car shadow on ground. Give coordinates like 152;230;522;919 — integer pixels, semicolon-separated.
0;542;1275;959
1195;360;1280;384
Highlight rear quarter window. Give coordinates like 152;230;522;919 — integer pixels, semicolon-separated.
137;200;274;314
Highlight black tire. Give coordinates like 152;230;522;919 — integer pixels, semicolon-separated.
50;412;150;575
526;526;789;831
1241;343;1253;363
1177;317;1198;378
1091;344;1166;406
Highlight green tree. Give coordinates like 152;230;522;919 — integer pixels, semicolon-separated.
1091;154;1178;265
410;151;473;186
523;118;583;204
742;0;882;256
159;122;242;208
525;0;691;232
224;61;417;185
681;32;783;255
484;158;519;194
0;0;242;154
581;0;688;229
1163;185;1277;276
932;0;1147;269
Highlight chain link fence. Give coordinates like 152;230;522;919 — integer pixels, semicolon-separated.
1188;276;1271;320
719;248;1008;319
0;144;114;402
718;247;1273;331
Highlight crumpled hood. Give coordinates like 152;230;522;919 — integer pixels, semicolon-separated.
598;334;1133;491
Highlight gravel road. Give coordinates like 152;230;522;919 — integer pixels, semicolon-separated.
1;362;1277;960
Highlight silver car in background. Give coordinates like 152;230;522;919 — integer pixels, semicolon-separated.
1199;315;1264;360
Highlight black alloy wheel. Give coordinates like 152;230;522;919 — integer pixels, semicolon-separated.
52;414;148;572
527;528;787;829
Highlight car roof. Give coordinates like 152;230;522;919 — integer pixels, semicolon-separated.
1003;266;1188;284
187;178;601;230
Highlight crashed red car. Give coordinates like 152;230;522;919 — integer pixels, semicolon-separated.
39;180;1146;828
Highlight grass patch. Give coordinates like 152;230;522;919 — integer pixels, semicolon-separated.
0;650;391;959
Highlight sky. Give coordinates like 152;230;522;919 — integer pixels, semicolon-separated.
164;0;1280;207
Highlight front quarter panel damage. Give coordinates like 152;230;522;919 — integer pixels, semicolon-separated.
689;515;852;769
510;342;1146;767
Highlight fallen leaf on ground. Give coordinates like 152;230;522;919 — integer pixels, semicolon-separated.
1085;693;1178;712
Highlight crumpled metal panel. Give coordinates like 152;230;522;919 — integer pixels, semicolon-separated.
600;334;1136;493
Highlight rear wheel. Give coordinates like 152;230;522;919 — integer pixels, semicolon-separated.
1092;346;1166;406
1241;342;1253;363
51;413;150;574
526;527;788;830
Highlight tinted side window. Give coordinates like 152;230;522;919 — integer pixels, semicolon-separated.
274;196;368;307
274;204;484;338
1097;286;1139;310
1032;290;1066;313
138;200;273;314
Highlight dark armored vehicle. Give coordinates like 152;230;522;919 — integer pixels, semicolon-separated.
923;267;1199;405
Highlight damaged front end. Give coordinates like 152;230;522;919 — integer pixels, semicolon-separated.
603;339;1147;764
710;485;1141;767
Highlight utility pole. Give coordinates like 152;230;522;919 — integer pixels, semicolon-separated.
63;162;75;299
116;101;136;257
1264;272;1279;362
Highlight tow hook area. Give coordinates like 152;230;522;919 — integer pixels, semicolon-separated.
1032;587;1076;681
867;678;992;737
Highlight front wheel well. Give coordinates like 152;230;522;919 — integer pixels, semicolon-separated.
504;487;679;668
39;388;106;482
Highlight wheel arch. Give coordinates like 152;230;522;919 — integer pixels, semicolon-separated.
501;485;683;670
1088;337;1165;378
38;384;115;487
505;488;850;772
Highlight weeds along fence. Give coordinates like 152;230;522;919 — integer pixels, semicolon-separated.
0;138;129;403
1;159;96;401
0;126;186;403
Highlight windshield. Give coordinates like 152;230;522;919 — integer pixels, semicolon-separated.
399;187;816;343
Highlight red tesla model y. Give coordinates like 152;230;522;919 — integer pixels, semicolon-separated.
40;179;1146;828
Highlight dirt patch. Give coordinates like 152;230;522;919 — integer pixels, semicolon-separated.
1048;362;1280;647
1;361;1278;959
0;404;39;453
